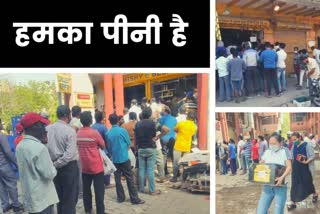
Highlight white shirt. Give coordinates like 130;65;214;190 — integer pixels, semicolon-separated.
262;149;288;166
129;105;142;121
123;114;129;123
237;140;245;155
216;56;229;77
306;57;320;79
277;49;287;68
243;49;258;67
313;49;320;64
150;102;160;120
176;113;187;123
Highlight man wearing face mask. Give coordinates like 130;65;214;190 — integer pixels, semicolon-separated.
16;113;59;214
46;105;79;214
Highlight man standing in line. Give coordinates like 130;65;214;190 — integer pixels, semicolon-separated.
276;43;287;93
237;135;246;174
69;105;83;199
159;106;177;176
17;113;59;214
243;42;259;97
258;136;268;160
0;118;24;213
106;114;145;205
260;42;281;98
170;111;197;182
46;105;79;214
129;99;142;121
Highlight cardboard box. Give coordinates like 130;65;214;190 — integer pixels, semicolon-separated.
249;163;285;186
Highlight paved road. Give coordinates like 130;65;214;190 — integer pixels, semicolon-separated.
216;76;310;107
6;179;210;214
216;160;320;214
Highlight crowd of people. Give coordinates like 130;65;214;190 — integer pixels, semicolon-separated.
216;130;319;213
216;40;320;103
0;95;198;214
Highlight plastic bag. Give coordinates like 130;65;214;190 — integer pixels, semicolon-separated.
128;149;136;169
99;149;117;175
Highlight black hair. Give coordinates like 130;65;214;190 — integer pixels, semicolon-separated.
275;42;280;46
71;106;82;117
142;107;152;119
258;135;264;141
294;47;299;50
24;121;47;143
179;106;186;114
139;113;143;121
217;49;226;58
142;97;148;103
80;111;93;127
279;43;286;49
164;106;171;114
123;108;129;115
232;51;238;57
302;49;308;54
229;139;235;144
57;105;71;119
230;47;236;55
270;132;281;143
238;135;243;140
108;113;119;125
265;42;271;48
187;111;197;121
292;132;301;138
129;112;137;121
95;111;103;123
311;46;315;50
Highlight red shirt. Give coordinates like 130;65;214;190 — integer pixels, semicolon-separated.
14;135;24;148
77;127;105;174
251;143;259;160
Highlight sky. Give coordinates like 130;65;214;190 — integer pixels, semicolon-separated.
0;73;56;84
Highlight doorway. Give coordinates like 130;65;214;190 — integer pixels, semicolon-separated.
220;29;260;48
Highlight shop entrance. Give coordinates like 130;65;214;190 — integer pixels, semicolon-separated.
220;29;260;48
124;84;145;108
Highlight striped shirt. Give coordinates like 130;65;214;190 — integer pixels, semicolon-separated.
244;141;252;158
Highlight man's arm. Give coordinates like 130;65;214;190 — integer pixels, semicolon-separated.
0;135;17;166
53;131;78;168
155;125;170;141
35;148;57;180
307;68;316;77
122;129;131;147
95;131;106;150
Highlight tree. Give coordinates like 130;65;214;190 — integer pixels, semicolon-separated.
0;80;58;132
280;113;290;139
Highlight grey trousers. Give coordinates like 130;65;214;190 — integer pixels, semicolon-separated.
156;149;165;178
0;164;21;209
240;152;247;173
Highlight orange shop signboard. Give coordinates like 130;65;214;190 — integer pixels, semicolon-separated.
76;93;94;108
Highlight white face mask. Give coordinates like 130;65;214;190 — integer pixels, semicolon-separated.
294;51;298;53
270;145;280;152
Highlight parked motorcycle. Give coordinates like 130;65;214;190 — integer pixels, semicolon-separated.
310;78;320;106
177;149;210;194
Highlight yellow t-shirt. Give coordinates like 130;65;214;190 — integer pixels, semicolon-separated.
174;120;197;152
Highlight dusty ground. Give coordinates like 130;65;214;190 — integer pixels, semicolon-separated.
216;160;320;214
216;76;311;107
6;176;210;214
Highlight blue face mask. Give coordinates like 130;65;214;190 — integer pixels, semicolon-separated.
270;145;280;152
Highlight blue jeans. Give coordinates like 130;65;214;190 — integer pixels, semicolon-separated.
245;156;251;170
138;148;157;193
218;75;231;102
257;185;287;214
277;67;286;91
221;159;227;175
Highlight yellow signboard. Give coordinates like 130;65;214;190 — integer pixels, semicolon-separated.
123;73;192;86
75;93;94;108
56;73;72;93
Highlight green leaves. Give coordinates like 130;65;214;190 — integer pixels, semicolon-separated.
0;80;58;132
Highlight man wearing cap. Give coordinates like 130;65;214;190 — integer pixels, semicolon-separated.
0;118;24;213
16;113;59;214
46;105;79;214
13;123;24;148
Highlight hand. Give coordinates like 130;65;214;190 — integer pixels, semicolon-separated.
275;176;284;186
299;159;308;164
153;136;159;141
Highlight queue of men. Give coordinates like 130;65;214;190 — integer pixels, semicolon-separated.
216;40;320;103
0;96;198;214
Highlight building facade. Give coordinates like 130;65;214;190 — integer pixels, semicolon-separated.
290;113;320;135
216;0;320;74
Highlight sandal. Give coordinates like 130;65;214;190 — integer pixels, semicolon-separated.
150;190;161;196
287;203;296;211
313;194;318;203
